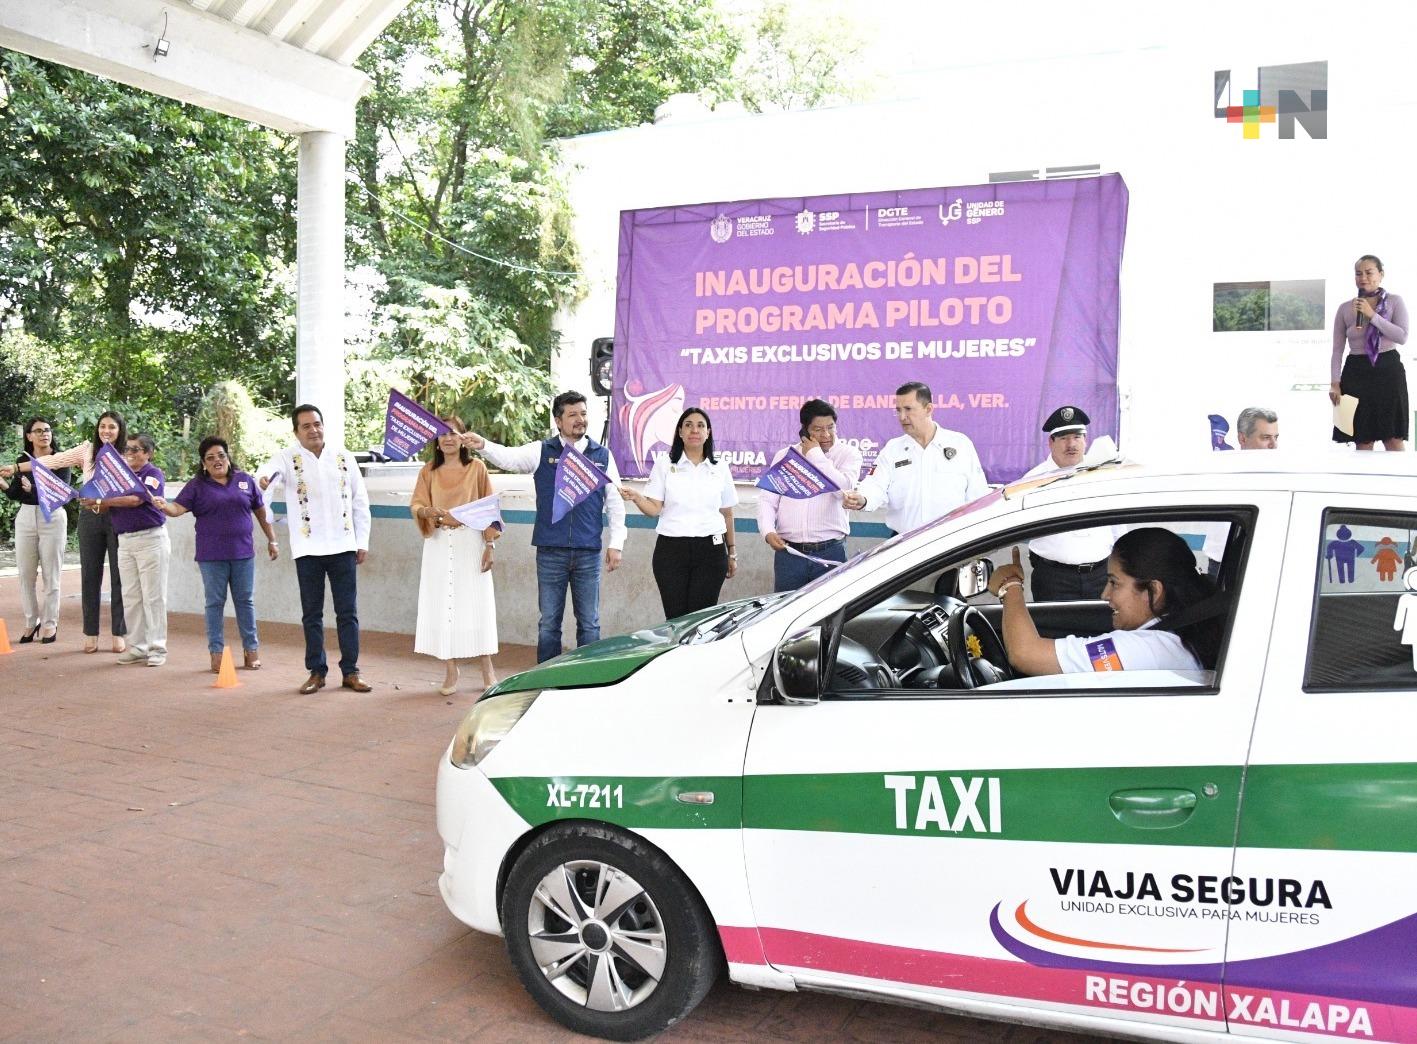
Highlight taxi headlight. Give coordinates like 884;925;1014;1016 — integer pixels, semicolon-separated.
449;690;541;769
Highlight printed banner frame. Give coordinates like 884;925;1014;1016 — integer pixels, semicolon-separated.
611;175;1128;483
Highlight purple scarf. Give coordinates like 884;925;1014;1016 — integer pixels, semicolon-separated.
1361;288;1390;365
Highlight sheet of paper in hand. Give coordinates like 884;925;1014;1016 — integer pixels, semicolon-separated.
447;493;504;532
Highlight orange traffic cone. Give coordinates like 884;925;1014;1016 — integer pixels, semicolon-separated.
214;646;239;688
0;620;12;655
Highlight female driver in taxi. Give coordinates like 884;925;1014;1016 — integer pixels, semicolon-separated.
986;527;1220;675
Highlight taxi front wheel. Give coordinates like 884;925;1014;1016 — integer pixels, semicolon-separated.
501;822;723;1041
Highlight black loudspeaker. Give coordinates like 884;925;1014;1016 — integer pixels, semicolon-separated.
589;337;614;397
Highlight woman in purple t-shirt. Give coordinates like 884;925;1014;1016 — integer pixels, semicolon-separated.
155;436;278;672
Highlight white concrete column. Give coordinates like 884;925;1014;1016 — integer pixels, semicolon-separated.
296;130;347;448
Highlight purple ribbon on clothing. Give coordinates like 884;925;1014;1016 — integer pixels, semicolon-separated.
1361;288;1389;365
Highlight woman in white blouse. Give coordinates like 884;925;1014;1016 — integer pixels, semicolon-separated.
621;408;739;620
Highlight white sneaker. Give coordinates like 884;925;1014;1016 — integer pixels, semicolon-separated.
116;651;146;665
147;654;167;667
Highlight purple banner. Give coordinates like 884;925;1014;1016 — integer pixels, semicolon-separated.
447;493;504;532
78;443;146;501
551;443;611;524
31;457;76;522
612;175;1127;483
755;447;840;499
383;389;451;461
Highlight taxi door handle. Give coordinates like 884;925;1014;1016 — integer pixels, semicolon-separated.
1108;788;1197;829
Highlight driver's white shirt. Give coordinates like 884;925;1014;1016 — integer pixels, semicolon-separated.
1054;618;1200;674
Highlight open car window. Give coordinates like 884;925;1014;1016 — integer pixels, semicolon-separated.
823;508;1254;699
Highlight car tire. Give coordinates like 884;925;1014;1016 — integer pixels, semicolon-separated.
500;822;722;1041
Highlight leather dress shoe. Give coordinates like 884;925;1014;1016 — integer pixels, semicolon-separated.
341;673;372;692
298;673;326;695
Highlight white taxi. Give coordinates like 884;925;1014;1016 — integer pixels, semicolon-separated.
436;455;1417;1042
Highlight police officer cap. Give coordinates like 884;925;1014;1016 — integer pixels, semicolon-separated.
1043;405;1089;437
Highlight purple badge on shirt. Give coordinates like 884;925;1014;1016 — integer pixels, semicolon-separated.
1086;637;1124;672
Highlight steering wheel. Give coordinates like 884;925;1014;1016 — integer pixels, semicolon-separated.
944;605;1012;689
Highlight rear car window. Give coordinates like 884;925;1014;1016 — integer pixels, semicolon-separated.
1305;509;1417;691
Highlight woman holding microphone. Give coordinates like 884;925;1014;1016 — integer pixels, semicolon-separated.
620;407;739;620
1331;254;1409;450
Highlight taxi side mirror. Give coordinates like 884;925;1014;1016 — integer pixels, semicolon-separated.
956;558;994;599
773;626;822;705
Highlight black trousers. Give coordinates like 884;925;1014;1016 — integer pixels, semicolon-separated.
295;551;360;678
1028;551;1107;602
652;536;729;621
78;507;126;637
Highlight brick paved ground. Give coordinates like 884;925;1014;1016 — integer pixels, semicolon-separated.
0;575;1101;1042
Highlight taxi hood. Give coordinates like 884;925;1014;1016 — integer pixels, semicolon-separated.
481;601;748;697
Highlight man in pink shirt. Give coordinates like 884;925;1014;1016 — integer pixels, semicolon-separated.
757;400;863;592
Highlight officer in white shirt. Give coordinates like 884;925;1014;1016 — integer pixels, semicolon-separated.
1023;406;1112;601
843;381;988;535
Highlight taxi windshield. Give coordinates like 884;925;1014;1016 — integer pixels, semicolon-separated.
683;488;1008;643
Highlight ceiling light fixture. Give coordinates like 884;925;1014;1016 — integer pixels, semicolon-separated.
151;11;170;59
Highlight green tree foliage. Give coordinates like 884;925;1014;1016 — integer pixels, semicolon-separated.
1;0;860;503
347;0;742;442
192;380;290;477
727;0;875;113
0;50;297;410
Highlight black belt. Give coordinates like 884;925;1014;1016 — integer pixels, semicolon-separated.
1029;551;1104;572
786;538;844;553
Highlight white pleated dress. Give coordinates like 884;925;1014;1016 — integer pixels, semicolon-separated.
414;524;498;659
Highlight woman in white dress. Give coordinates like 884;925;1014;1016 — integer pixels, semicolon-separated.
410;418;499;695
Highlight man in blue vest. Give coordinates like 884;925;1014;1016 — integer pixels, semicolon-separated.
463;391;627;661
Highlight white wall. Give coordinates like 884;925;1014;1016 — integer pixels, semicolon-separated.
554;1;1417;460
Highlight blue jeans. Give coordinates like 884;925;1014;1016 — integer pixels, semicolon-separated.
536;546;601;662
295;551;359;677
198;558;259;653
773;538;847;592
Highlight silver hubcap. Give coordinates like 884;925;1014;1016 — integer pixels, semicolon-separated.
526;859;668;1012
